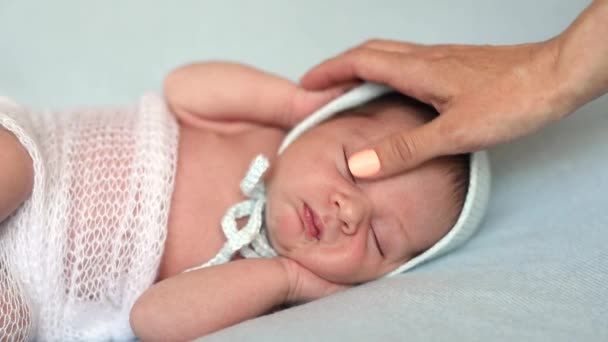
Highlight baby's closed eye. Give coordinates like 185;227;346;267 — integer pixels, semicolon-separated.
370;224;384;257
341;146;356;183
340;146;387;257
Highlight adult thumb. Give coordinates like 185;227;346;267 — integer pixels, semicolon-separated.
348;122;442;179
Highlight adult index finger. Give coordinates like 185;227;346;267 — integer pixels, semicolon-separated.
300;48;434;106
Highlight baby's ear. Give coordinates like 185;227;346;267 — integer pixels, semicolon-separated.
291;82;360;124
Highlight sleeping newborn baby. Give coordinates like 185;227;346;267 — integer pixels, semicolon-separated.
265;92;476;284
0;62;489;341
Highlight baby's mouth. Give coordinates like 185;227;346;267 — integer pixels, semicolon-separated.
303;203;322;240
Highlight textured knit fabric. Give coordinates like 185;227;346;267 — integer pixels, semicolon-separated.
0;94;179;340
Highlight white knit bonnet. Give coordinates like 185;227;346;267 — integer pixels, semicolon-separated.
279;83;492;276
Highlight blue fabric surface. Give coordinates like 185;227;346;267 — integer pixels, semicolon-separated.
1;1;605;341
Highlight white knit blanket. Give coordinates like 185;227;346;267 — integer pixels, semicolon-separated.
0;94;178;341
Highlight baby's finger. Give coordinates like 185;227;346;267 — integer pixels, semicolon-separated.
322;283;351;297
292;81;361;122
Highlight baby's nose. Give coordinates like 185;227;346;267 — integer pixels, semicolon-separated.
331;192;367;235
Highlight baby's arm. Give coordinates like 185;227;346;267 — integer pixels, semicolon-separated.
0;128;33;223
130;257;347;341
130;258;288;341
164;61;349;129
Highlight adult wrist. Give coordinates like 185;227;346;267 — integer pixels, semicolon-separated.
550;0;608;116
538;36;581;120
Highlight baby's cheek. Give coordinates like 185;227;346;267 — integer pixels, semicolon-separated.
266;201;301;251
275;214;300;239
310;241;368;283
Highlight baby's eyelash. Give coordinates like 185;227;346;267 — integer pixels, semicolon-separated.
342;146;356;182
371;226;384;258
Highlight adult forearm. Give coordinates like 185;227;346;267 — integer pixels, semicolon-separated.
555;0;608;114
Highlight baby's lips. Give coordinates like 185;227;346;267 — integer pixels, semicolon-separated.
310;209;325;239
303;203;321;240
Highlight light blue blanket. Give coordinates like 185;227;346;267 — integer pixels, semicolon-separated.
1;1;605;341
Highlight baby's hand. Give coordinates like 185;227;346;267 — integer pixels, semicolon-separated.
277;257;350;304
291;82;358;125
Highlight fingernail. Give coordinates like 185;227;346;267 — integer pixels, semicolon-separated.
348;149;380;177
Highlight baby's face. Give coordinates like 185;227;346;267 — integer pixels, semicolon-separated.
265;100;459;284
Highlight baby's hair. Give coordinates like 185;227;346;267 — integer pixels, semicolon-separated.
439;153;470;226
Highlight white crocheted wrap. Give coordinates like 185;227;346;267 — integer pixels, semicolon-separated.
0;94;178;341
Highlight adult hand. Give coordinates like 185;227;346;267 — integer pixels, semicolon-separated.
277;257;349;305
301;39;569;178
300;1;608;179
